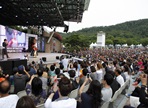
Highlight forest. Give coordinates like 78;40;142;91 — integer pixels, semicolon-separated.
61;19;148;51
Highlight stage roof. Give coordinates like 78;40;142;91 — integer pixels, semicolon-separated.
0;0;90;27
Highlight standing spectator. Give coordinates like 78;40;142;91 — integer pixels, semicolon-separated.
61;56;69;71
0;79;19;108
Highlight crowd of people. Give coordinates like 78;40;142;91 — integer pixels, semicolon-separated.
0;47;147;108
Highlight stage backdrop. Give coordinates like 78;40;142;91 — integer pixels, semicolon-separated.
0;25;26;52
0;25;26;47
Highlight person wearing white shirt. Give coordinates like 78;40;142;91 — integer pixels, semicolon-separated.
101;74;113;102
61;57;69;71
0;79;19;108
44;77;77;108
96;62;104;83
115;69;125;87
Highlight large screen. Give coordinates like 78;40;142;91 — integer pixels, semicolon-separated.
0;25;26;48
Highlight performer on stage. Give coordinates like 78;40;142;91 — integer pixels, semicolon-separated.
2;39;9;59
30;38;38;57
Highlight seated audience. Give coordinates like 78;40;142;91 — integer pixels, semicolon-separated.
0;79;19;108
138;74;148;108
16;96;36;108
101;74;113;102
26;76;46;106
37;69;48;90
90;66;98;81
115;69;125;87
13;66;30;94
45;77;77;108
68;70;79;90
79;78;102;108
96;62;104;83
79;68;89;86
109;71;121;97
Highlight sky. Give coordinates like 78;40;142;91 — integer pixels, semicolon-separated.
45;0;148;33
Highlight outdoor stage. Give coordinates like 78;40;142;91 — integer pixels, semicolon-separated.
4;52;67;64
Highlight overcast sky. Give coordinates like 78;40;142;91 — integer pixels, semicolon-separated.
46;0;148;32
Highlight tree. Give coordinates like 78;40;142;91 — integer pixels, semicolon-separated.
140;38;148;46
126;39;133;46
106;39;113;45
63;34;91;52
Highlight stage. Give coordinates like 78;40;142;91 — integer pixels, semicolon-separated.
1;52;67;64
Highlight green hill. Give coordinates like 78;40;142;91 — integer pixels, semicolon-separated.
60;19;148;48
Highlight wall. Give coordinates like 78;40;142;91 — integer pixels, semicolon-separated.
45;37;62;53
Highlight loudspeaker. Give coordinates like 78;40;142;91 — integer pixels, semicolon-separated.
42;57;46;62
0;60;13;75
13;59;27;68
56;56;59;60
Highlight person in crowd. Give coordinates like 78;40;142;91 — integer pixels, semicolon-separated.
13;66;30;94
49;65;56;77
79;78;102;108
42;66;49;78
108;70;121;97
55;68;61;77
73;62;80;77
79;68;89;86
138;74;148;107
96;62;104;83
90;66;98;80
101;74;113;102
68;70;79;90
44;77;77;108
61;56;69;71
123;64;130;80
16;96;36;108
79;62;87;78
0;79;19;108
0;66;9;79
37;69;47;90
115;69;125;87
59;64;64;73
26;76;46;106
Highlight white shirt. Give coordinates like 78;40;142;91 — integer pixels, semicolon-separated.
96;69;103;83
101;87;112;102
124;72;130;80
116;75;125;86
61;58;69;70
45;98;77;108
0;95;19;108
63;72;70;79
